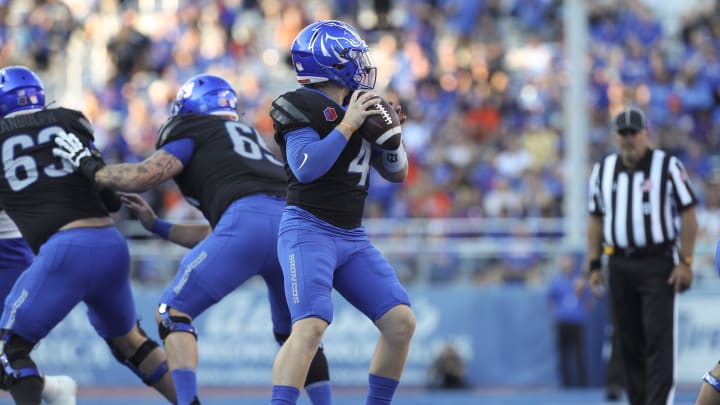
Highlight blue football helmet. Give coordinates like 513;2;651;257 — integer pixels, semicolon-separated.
0;66;45;118
170;74;238;120
291;20;376;90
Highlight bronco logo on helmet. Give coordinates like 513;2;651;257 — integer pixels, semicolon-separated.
290;20;377;90
170;74;239;120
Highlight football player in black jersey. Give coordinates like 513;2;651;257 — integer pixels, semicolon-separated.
267;20;415;405
53;74;332;405
0;66;176;404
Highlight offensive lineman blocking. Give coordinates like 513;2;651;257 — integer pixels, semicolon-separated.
0;66;176;404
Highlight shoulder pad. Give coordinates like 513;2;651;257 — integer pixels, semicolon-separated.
58;108;96;142
270;94;311;126
156;114;220;148
156;117;179;148
77;115;94;135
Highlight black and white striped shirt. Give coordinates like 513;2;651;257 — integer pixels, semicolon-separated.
588;148;696;249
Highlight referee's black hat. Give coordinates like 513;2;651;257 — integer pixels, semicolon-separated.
614;107;647;132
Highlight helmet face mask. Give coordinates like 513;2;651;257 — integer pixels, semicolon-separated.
291;20;377;90
170;74;239;120
342;47;376;90
0;66;45;118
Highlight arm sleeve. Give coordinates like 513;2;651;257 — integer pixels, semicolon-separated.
159;138;195;166
285;127;348;183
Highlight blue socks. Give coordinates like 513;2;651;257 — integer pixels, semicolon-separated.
271;385;300;405
171;368;198;405
366;374;399;405
305;380;332;405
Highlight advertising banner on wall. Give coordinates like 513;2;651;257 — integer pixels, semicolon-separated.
31;284;557;387
31;284;714;388
677;293;720;383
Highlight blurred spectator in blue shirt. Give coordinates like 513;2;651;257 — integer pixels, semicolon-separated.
547;253;593;388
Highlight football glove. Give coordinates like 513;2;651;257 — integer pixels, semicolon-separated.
52;131;106;181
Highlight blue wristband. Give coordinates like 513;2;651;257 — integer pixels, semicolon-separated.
150;219;172;239
704;371;720;393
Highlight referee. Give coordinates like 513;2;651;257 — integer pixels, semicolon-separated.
586;106;698;405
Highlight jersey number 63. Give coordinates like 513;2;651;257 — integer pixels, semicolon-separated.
2;126;74;191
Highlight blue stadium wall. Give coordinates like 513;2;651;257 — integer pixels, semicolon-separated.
31;284;711;389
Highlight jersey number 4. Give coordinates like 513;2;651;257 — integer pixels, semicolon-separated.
2;126;74;191
348;140;371;187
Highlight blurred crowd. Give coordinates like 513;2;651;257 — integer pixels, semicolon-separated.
2;0;720;284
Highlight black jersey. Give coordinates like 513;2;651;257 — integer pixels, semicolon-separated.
271;88;370;229
156;114;287;227
0;108;110;252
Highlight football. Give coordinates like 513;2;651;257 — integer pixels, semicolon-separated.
358;95;402;150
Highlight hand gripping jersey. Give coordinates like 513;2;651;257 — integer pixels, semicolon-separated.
271;88;370;229
156;114;287;227
0;108;110;252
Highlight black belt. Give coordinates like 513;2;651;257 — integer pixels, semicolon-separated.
604;242;674;258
